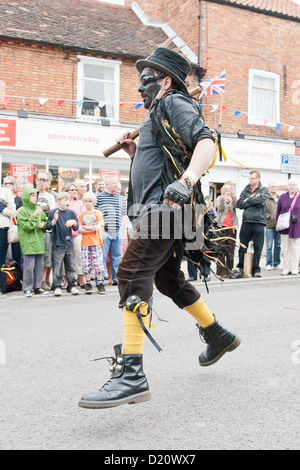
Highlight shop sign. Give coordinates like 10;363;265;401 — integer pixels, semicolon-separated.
99;169;120;180
58;167;80;191
10;163;34;196
0;119;16;146
280;154;300;175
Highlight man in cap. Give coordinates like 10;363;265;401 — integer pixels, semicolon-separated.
78;48;241;409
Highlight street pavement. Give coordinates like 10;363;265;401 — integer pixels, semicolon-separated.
0;266;299;450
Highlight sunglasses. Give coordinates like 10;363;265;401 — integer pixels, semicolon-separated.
4;182;14;185
67;189;77;191
37;178;48;182
140;75;165;87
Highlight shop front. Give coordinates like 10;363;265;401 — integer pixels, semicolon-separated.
0;116;133;194
1;116;297;201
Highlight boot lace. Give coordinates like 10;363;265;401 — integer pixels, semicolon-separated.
196;323;210;343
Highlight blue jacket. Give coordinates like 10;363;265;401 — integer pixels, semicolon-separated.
46;208;78;246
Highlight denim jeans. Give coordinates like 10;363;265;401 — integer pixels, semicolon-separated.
266;227;281;267
102;229;123;283
52;244;76;289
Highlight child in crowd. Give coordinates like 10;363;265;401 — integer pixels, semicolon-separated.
78;192;105;294
46;192;79;296
17;187;48;297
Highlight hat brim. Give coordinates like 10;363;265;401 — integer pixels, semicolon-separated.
136;59;188;93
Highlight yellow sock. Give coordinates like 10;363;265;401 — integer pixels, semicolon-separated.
122;303;149;355
185;298;215;328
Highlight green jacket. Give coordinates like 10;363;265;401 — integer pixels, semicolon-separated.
17;187;47;255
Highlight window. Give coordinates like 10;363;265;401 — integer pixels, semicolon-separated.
77;56;121;122
248;69;280;126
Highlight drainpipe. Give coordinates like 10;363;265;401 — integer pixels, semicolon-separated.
198;0;203;68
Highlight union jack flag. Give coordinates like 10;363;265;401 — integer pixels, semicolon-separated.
200;70;226;96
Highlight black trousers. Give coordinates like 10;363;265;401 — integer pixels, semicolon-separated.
117;212;200;309
237;222;265;275
0;227;9;293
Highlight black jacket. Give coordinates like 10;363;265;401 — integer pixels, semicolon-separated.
237;183;269;225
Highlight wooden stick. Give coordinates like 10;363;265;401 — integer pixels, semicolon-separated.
102;86;201;158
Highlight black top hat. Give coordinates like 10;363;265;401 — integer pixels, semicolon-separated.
136;47;191;93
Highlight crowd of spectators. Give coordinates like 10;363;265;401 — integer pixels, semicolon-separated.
0;169;299;295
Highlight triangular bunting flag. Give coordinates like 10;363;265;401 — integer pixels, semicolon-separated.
1;96;10;108
263;119;268;126
275;122;282;133
210;104;219;112
119;103;125;108
39;98;48;105
235;110;241;117
134;103;143;109
76;100;84;109
57;100;65;107
288;125;295;133
217;105;226;112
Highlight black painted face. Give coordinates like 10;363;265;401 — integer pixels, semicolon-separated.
138;68;163;109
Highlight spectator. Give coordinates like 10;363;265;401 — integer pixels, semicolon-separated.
3;176;22;210
3;176;23;268
204;195;217;217
231;170;268;278
36;171;56;291
0;184;16;294
78;192;105;294
17;187;48;296
75;179;87;200
265;182;282;270
276;178;300;276
46;171;58;201
46;192;79;296
215;182;238;278
95;177;127;286
116;181;129;259
62;182;86;288
94;178;105;196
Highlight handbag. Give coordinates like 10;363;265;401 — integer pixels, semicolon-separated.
276;211;291;231
7;217;19;243
276;193;299;231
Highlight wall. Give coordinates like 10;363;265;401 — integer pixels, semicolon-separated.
0;39;147;125
125;0;300;139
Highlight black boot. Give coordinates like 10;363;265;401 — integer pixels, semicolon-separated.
78;344;151;409
196;320;241;367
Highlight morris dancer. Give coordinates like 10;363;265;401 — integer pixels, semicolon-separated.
79;47;241;409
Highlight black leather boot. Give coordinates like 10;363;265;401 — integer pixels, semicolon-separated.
197;320;241;367
78;344;151;409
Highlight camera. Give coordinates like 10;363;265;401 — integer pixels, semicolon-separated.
291;214;298;224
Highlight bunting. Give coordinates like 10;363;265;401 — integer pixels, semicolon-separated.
0;92;299;133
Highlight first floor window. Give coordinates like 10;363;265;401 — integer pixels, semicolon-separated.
77;56;121;122
248;69;280;125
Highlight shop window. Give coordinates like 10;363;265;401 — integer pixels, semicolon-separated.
91;162;130;196
248;69;280;126
77;56;121;122
1;156;46;195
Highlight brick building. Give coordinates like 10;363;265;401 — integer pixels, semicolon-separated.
0;0;299;196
